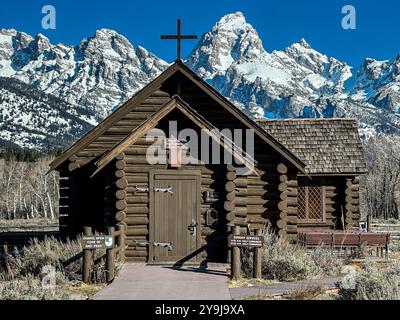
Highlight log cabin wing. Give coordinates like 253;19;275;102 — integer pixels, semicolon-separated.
50;60;367;264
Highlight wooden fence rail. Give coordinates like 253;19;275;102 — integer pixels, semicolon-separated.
82;223;126;284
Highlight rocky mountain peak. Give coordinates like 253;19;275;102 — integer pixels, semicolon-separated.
186;12;265;79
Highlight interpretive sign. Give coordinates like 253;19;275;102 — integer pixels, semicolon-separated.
228;235;264;248
82;235;114;249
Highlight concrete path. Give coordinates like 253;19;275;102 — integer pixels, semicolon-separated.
229;277;342;300
94;263;231;300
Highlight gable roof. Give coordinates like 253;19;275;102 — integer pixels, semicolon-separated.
92;95;258;176
49;60;305;173
257;118;367;175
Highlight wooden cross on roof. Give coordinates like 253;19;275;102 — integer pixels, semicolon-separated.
161;19;198;61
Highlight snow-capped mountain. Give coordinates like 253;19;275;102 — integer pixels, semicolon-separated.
0;77;94;150
0;28;168;120
0;12;400;151
186;12;400;135
352;56;400;114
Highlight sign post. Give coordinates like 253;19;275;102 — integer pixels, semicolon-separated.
253;229;262;279
82;226;93;284
231;225;241;280
229;227;264;280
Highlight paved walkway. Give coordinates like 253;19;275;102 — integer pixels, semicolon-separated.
229;277;342;300
94;263;231;300
94;263;342;300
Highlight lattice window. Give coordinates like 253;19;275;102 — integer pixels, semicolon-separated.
298;178;325;223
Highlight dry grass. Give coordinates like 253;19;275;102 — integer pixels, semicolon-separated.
0;236;123;300
227;278;278;288
285;285;324;300
0;218;57;228
241;227;343;282
241;286;333;301
336;261;400;300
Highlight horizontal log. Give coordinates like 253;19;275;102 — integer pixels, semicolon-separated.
126;175;149;183
286;234;298;243
235;197;264;206
125;250;148;257
68;161;80;172
115;170;125;178
224;201;235;212
277;219;286;229
124;157;166;165
116;190;127;200
126;196;149;204
115;211;126;222
226;171;237;181
247;216;267;224
226;191;235;202
233;178;248;188
278;229;287;238
125;216;149;225
225;181;236;192
286;180;298;187
278;201;287;211
125;227;149;236
226;212;235;222
125;206;149;214
279;175;288;183
286;216;297;225
116;153;125;161
232;217;249;227
278;182;287;193
277;163;288;174
279;211;287;220
116;200;127;211
235;207;248;218
116;178;128;189
121;112;155;120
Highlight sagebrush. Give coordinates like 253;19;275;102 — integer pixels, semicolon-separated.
241;227;343;281
0;236;123;299
337;262;400;300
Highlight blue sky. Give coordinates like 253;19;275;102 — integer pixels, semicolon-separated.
0;0;399;67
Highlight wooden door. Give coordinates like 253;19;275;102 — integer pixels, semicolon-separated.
150;171;201;264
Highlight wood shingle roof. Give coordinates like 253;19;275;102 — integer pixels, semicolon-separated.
257;118;367;175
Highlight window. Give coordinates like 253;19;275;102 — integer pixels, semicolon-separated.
297;178;325;223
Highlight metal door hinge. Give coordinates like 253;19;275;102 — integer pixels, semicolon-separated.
132;240;149;247
154;242;173;251
134;186;149;193
154;186;173;194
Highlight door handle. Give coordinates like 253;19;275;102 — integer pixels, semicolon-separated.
187;219;198;236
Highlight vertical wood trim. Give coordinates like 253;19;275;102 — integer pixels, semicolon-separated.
149;171;155;263
195;173;201;263
305;186;309;220
321;183;326;223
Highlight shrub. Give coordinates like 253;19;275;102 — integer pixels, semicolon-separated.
0;276;75;300
309;246;343;277
337;262;400;300
1;237;82;281
241;227;343;281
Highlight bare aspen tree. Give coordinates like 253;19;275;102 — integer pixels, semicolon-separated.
362;134;400;220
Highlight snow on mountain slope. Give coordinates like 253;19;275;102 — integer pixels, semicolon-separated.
186;12;399;136
0;28;169;119
0;77;94;151
186;12;353;118
352;56;400;114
